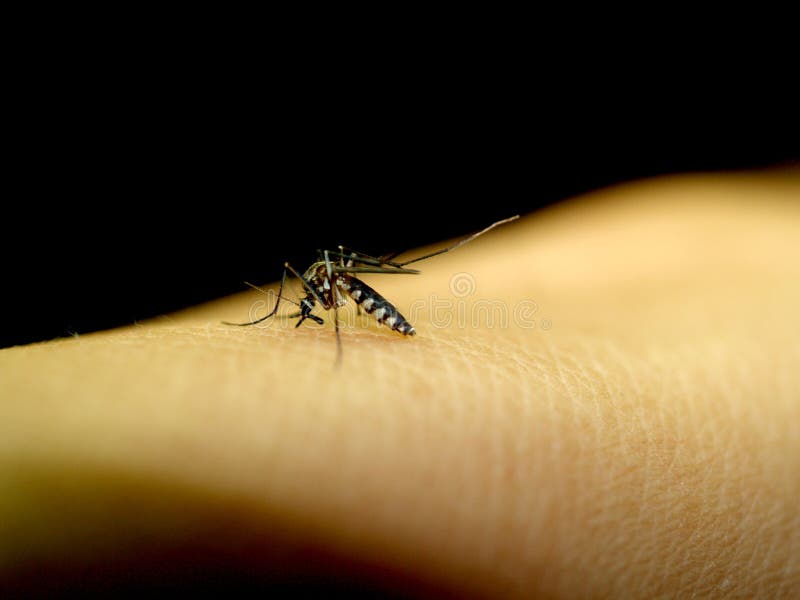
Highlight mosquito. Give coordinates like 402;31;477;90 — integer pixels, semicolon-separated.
223;215;519;362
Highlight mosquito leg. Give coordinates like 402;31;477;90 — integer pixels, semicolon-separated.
222;268;289;326
334;246;385;263
324;250;341;306
395;215;520;267
379;250;402;263
333;304;343;365
340;247;363;316
326;247;406;270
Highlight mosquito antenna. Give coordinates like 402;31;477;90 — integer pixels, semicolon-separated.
243;281;302;307
223;269;291;326
395;215;519;267
244;281;264;292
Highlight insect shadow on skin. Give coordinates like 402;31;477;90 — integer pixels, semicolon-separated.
223;216;519;365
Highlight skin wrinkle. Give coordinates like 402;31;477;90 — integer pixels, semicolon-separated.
661;362;725;592
572;329;793;597
741;493;779;596
2;173;800;598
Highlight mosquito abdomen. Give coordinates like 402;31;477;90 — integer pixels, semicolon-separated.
339;276;416;336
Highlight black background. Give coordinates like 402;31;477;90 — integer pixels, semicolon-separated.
3;56;798;349
2;26;800;600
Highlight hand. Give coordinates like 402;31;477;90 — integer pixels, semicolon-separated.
2;172;798;598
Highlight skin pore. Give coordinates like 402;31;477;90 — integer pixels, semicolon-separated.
1;173;799;598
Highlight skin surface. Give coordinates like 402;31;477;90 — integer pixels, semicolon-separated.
1;173;799;598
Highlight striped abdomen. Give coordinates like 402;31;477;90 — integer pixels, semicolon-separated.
337;275;416;336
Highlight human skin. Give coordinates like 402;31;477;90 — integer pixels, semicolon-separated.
1;173;798;598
